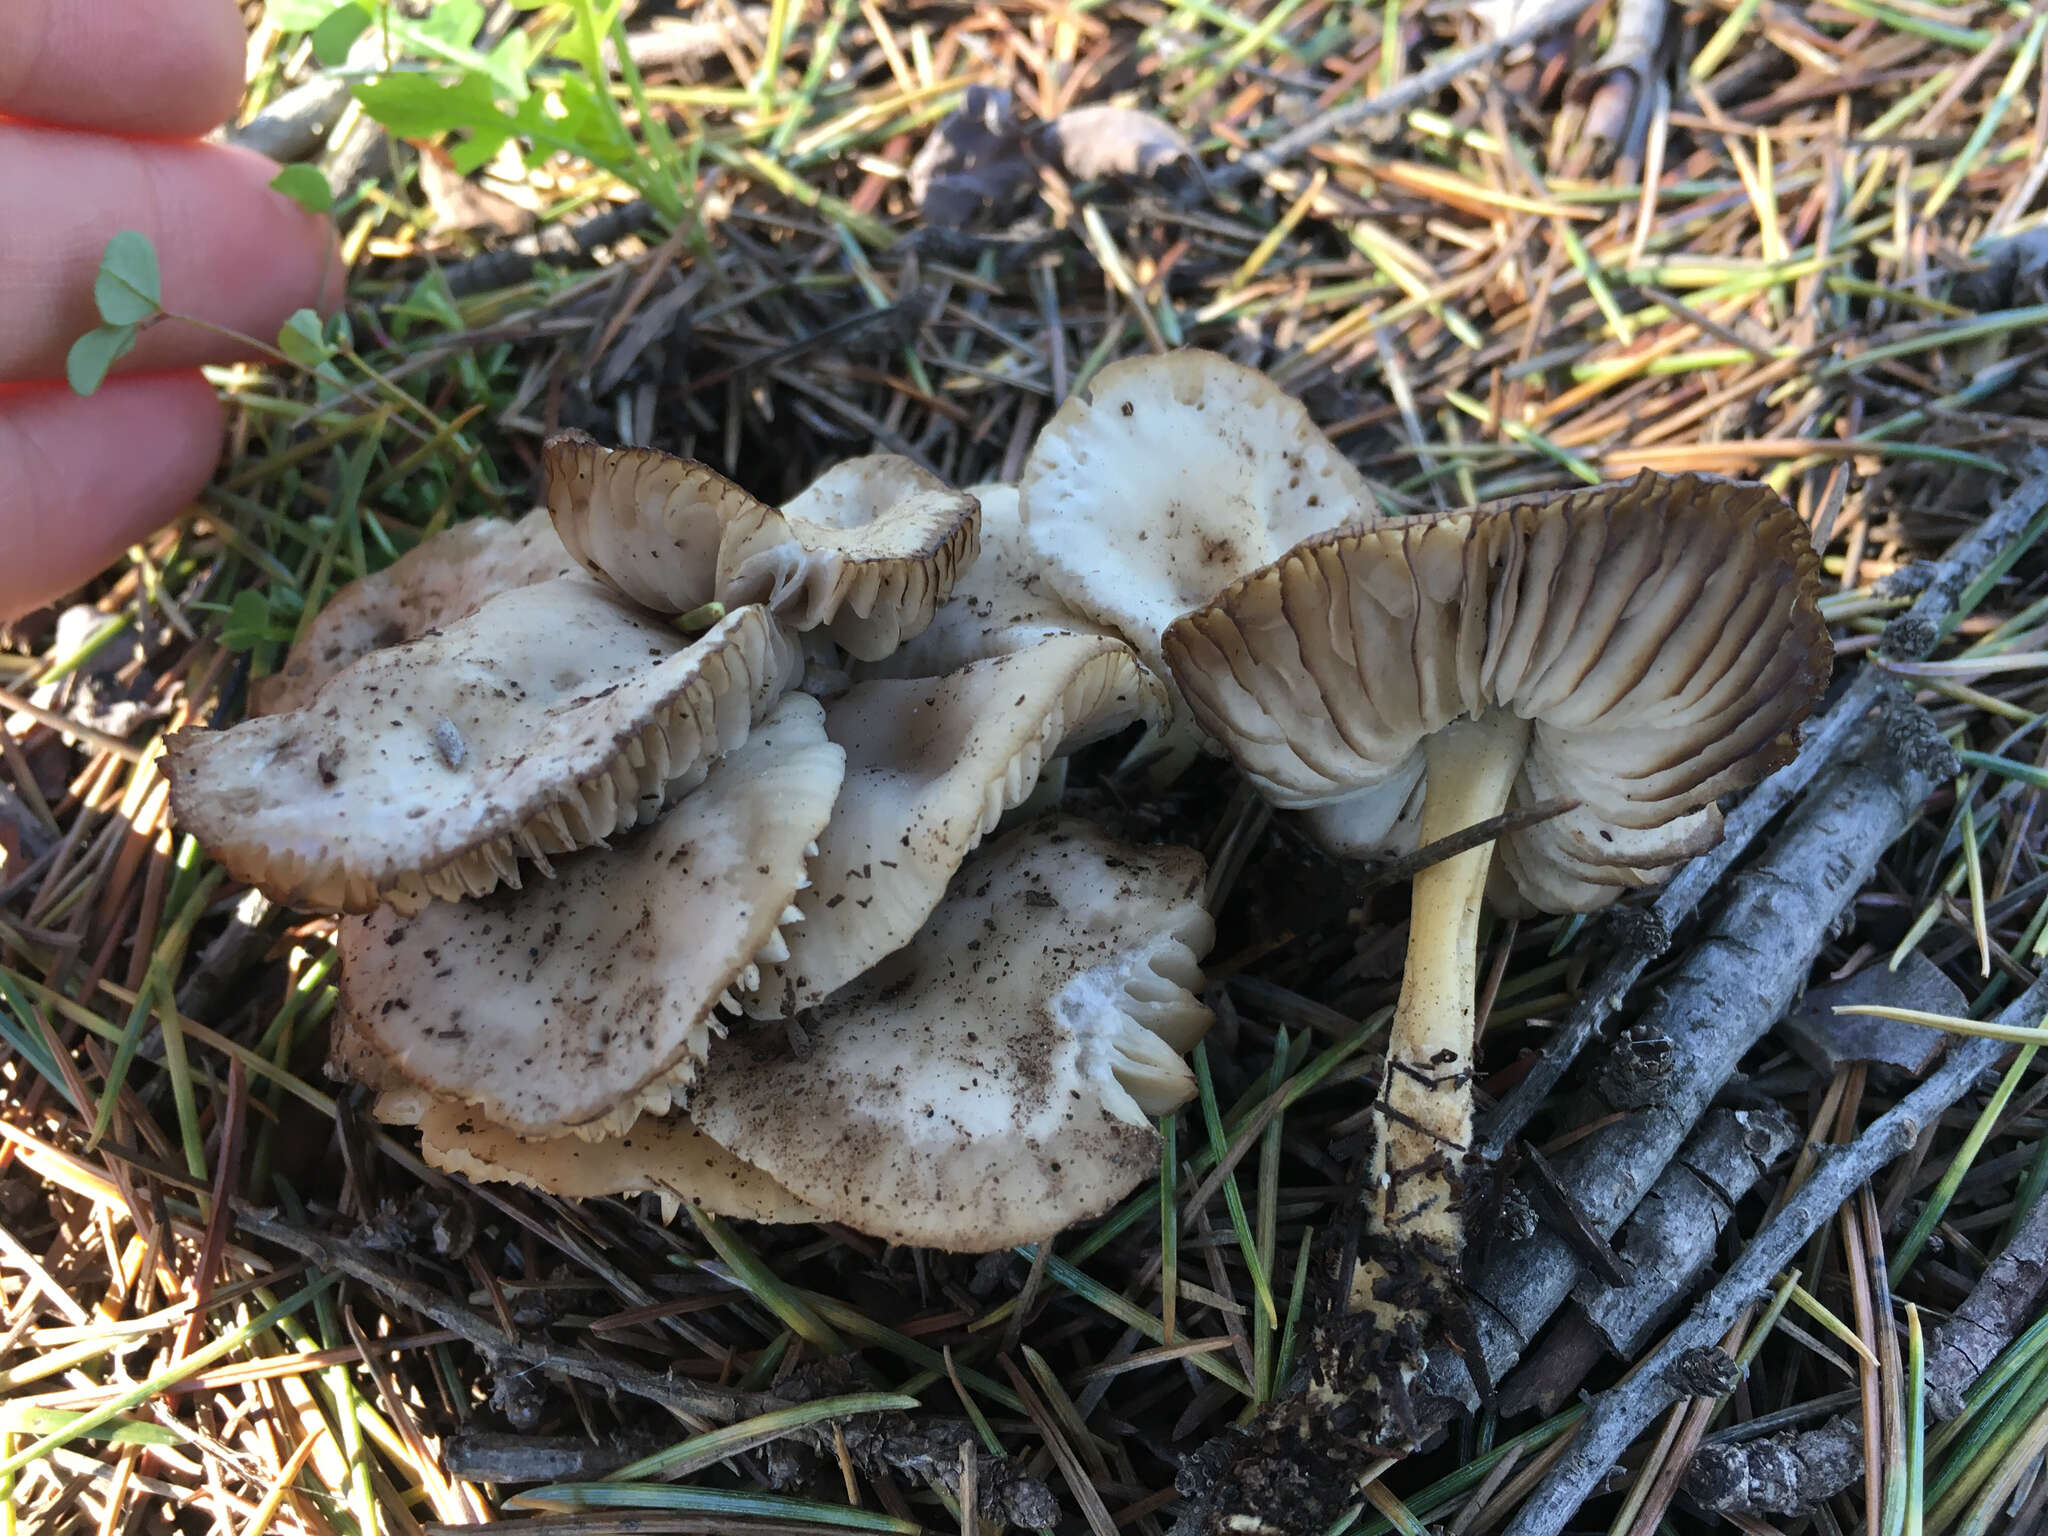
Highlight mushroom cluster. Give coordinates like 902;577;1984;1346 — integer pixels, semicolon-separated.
167;347;1829;1303
167;413;1226;1251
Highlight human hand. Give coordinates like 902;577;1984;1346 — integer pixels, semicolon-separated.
1;0;343;621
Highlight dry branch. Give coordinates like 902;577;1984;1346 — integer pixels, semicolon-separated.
1498;1003;2037;1536
1428;690;1958;1418
1500;1104;1802;1417
234;1205;748;1421
1682;1414;1863;1518
1922;1183;2048;1419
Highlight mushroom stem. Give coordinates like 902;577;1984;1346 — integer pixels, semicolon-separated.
1349;711;1528;1325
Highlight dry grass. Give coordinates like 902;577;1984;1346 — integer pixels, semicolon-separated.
4;1;2048;1533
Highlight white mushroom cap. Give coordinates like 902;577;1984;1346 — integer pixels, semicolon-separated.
167;577;800;914
405;1096;820;1226
742;633;1168;1018
853;483;1113;679
543;438;980;662
253;507;577;718
1162;471;1833;914
723;454;982;661
326;1004;412;1099
333;1012;816;1223
337;694;844;1138
543;431;760;615
1018;350;1379;677
691;818;1215;1251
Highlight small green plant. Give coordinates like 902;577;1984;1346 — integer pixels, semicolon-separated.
66;230;353;399
269;163;335;214
65;230;159;394
273;0;689;220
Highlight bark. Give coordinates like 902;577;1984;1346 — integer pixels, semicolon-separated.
1424;690;1957;1418
1498;1010;2036;1536
1922;1184;2048;1419
1500;1105;1800;1416
1580;1105;1801;1355
1682;1415;1863;1517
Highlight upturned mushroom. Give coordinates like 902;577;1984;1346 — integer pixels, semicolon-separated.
854;482;1112;678
691;817;1215;1249
338;692;842;1137
1017;349;1383;678
1162;470;1831;1422
166;577;801;913
745;631;1167;1017
252;507;577;717
543;436;980;659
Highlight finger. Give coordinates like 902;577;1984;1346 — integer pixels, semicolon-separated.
0;374;224;622
0;125;344;383
0;0;246;138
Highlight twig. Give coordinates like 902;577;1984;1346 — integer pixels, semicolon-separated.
1429;689;1959;1415
174;889;284;1024
1921;1182;2048;1418
0;683;148;762
443;1431;674;1483
1498;1006;2036;1536
1579;1108;1801;1357
433;202;662;297
1483;449;2048;1157
1210;0;1602;191
1500;1105;1803;1418
1357;798;1579;894
223;76;353;163
233;1205;745;1421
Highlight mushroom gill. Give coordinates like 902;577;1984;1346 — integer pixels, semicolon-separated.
543;436;980;661
337;693;844;1138
166;577;801;914
853;482;1115;679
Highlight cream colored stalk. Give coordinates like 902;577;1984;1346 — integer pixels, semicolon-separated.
1349;713;1528;1334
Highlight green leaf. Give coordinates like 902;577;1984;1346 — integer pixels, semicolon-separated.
66;324;137;395
269;164;334;215
0;1407;179;1447
349;70;505;137
277;309;334;369
488;30;532;87
221;589;273;653
412;0;484;49
519;74;631;164
310;3;371;67
506;1485;922;1530
266;0;355;28
93;231;161;325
